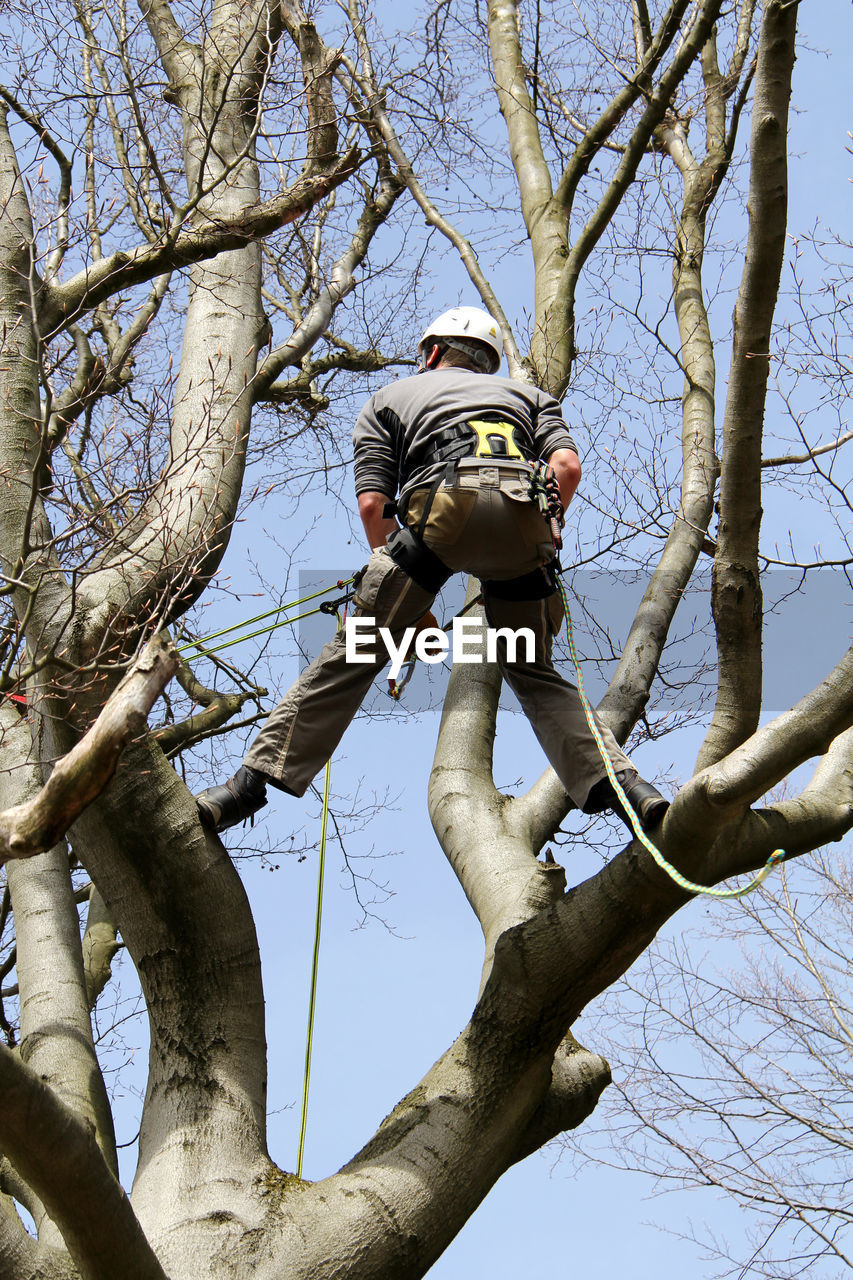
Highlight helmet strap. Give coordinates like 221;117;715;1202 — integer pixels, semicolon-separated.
419;338;497;373
443;338;494;371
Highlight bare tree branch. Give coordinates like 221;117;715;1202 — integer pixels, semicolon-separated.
595;17;761;737
0;634;179;864
6;841;118;1242
693;645;853;817
0;87;72;282
762;430;853;467
486;0;566;386
554;0;695;213
0;1045;168;1280
698;0;799;770
253;169;404;396
706;727;853;881
339;0;527;379
136;0;199;90
508;1031;611;1163
428;621;567;983
153;655;264;755
0;1156;45;1222
553;0;724;393
39;155;360;336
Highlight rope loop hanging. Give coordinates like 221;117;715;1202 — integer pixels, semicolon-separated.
554;574;785;900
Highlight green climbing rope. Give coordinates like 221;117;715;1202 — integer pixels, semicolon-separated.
295;606;344;1179
555;575;785;899
177;579;354;660
295;748;333;1180
178;578;351;1174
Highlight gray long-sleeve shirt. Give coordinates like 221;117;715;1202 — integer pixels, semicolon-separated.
352;368;577;508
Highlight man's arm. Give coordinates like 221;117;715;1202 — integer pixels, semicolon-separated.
358;491;399;550
356;491;438;641
546;447;582;514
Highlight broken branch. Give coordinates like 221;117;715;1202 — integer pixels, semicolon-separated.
0;634;179;863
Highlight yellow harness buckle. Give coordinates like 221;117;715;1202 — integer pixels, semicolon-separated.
467;418;525;460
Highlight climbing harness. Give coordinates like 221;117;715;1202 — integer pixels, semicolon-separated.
481;563;557;601
387;446;542;597
412;417;536;475
386;525;453;594
554;573;786;899
384;454;560;695
467;418;525;459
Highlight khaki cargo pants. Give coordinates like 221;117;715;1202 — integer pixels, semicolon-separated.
245;462;634;807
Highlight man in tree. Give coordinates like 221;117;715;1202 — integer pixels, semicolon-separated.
197;306;668;834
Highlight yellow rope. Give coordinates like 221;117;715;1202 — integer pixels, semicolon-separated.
178;579;354;659
295;752;332;1179
295;608;342;1179
555;576;785;899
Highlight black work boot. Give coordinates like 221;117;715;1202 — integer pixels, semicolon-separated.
196;765;269;833
582;769;669;835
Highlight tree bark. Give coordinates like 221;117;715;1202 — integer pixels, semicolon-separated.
0;1047;168;1280
0;635;179;863
698;0;798;769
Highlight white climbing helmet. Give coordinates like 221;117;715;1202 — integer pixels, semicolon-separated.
418;306;503;373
